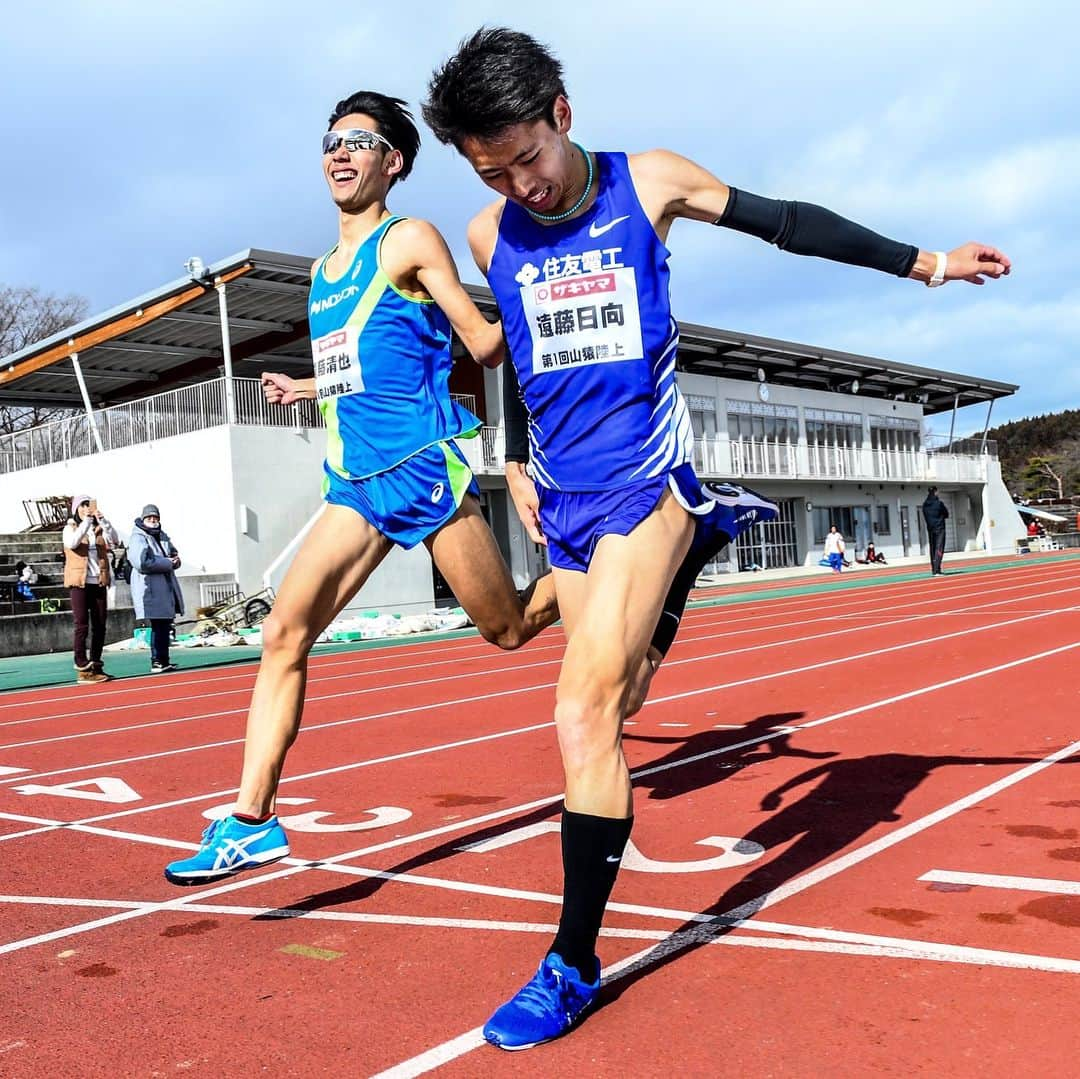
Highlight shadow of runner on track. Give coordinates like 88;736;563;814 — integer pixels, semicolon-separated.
595;747;1075;1016
257;713;821;917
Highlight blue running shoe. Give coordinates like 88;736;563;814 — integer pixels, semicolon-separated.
164;815;290;886
483;952;601;1051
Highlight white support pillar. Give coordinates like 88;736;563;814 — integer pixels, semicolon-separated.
979;399;994;455
947;393;959;448
70;351;103;453
216;280;237;425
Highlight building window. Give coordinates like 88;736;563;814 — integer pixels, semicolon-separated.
874;504;892;535
726;399;798;442
812;506;857;545
735;498;799;571
870;416;921;453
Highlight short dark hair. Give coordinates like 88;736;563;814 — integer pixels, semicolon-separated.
928;486;938;496
327;91;420;185
422;27;566;149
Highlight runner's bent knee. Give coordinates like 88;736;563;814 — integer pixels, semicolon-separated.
260;611;315;658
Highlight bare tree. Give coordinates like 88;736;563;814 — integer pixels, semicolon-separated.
1021;454;1065;501
0;285;88;436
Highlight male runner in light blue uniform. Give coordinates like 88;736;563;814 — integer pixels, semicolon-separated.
424;28;1011;1049
164;91;560;886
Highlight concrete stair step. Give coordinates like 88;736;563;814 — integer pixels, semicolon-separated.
0;598;72;616
0;554;65;571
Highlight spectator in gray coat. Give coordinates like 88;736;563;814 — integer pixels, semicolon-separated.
128;504;184;673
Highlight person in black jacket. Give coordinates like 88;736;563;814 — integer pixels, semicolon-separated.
921;486;950;575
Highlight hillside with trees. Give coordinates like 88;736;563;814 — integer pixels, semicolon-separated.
982;409;1080;499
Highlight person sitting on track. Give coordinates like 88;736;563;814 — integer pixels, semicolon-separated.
164;90;565;888
855;541;887;565
421;26;1011;1050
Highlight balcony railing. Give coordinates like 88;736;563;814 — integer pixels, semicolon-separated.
0;380;993;487
0;378;484;476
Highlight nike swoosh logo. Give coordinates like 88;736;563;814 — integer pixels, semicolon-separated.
588;215;629;239
605;855;622;863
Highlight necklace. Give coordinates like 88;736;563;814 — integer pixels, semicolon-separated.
526;143;594;223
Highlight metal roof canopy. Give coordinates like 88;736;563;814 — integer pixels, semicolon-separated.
0;251;1016;418
0;249;312;408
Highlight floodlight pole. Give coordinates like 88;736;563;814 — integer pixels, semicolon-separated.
70;351;103;453
216;279;237;425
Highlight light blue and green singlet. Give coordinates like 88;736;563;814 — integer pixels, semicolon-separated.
309;215;480;481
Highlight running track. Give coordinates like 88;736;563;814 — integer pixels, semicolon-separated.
1;556;1079;1076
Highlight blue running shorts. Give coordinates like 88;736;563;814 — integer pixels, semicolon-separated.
538;463;748;573
322;439;480;549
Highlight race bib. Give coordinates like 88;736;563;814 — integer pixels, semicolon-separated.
312;327;364;402
522;268;644;375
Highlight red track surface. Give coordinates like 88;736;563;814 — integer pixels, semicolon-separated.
2;558;1079;1076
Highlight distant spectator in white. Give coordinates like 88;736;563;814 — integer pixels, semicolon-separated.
823;524;846;574
129;504;184;674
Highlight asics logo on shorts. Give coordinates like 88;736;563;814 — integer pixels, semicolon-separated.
431;482;445;503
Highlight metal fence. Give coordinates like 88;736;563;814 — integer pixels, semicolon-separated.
0;377;480;475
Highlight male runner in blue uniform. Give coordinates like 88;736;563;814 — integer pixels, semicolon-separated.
423;28;1011;1049
164;91;562;886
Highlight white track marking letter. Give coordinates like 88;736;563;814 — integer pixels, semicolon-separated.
12;777;140;804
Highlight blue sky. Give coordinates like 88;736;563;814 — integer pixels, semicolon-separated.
1;1;1075;434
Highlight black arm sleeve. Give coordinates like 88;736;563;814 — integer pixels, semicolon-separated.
715;187;919;278
502;360;530;464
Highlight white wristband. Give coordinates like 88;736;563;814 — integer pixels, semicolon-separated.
926;250;948;288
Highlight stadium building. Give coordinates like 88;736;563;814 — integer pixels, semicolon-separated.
0;248;1025;614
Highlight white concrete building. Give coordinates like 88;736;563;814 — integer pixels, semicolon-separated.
0;249;1024;613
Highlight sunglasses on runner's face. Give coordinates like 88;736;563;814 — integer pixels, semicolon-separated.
322;129;394;155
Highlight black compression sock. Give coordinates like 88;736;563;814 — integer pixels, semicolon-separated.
650;527;732;657
551;808;633;975
233;812;272;825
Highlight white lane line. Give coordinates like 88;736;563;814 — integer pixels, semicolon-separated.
6;626;1078;854
0;682;558;786
650;605;1080;705
0;655;561;752
0;641;569;730
3;557;1071;727
6;584;1076;784
0;895;151;911
5;892;1078;977
4;561;1072;755
370;702;1080;1076
1;634;1077;972
0;811;64;827
70;825;199;850
919;870;1080;896
725;738;1080;920
285;864;1080;974
0;720;559;844
370;911;1080;1079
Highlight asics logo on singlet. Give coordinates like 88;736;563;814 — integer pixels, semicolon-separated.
310;285;359;315
431;482;445;503
588;214;629;239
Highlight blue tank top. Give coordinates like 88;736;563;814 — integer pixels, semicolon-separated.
487;152;691;491
309;215;480;480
